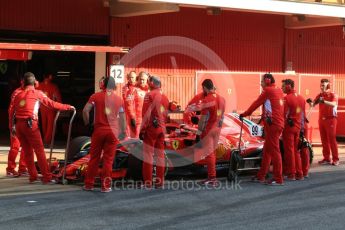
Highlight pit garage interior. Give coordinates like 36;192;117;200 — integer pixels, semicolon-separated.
1;0;345;144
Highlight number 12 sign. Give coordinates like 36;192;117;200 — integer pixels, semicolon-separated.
110;64;124;84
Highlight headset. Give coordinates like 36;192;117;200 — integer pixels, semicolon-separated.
263;73;274;86
34;80;39;88
99;76;106;90
321;79;331;90
282;79;294;93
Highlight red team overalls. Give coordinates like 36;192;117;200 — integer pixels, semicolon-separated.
242;84;285;184
198;92;225;180
10;85;72;183
7;87;27;175
314;91;339;164
37;78;62;144
135;85;149;137
141;88;169;188
122;83;138;137
84;90;124;191
282;90;306;180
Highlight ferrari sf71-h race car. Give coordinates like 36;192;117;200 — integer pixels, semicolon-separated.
48;113;313;184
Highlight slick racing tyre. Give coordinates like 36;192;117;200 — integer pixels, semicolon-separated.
67;136;91;161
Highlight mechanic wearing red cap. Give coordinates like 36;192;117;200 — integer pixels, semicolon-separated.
240;73;285;185
139;76;170;189
122;71;138;138
135;71;150;136
281;79;306;181
195;79;225;186
7;85;27;177
183;92;206;126
83;76;126;192
10;72;74;184
37;73;62;144
308;79;339;166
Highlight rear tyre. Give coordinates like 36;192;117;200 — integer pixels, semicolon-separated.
227;151;239;182
67;136;91;161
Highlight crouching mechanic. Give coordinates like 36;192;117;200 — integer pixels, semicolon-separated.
240;73;285;185
195;79;225;187
139;76;169;189
281;79;306;181
10;72;74;184
83;76;126;193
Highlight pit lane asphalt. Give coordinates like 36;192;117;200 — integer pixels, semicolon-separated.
1;164;345;230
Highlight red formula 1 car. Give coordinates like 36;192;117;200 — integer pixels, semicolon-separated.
49;113;313;184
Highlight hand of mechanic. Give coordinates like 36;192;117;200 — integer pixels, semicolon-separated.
130;118;136;128
139;131;145;141
239;114;245;121
195;135;202;148
299;131;305;139
11;126;16;137
118;132;126;141
306;98;315;106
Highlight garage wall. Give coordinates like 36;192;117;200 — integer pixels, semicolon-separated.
110;7;285;74
0;0;109;35
285;26;345;77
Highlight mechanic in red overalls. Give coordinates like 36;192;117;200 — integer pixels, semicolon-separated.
7;80;41;177
240;73;285;185
83;76;126;192
122;71;138;138
139;76;169;189
281;79;306;181
37;73;62;144
135;71;149;137
7;83;27;177
308;79;339;166
183;92;206;126
195;79;225;186
10;72;74;184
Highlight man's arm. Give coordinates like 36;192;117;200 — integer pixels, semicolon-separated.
196;115;207;135
241;91;267;117
82;103;93;126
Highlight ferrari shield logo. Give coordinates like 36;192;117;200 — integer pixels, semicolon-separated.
217;109;222;116
138;91;145;98
296;106;301;114
160;105;165;113
172;140;179;150
104;107;111;115
19;100;26;107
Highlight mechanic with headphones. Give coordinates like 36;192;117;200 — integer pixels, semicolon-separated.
139;76;170;189
83;76;126;192
9;72;74;184
281;79;306;181
240;73;285;186
122;71;139;138
195;79;225;187
307;79;339;166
